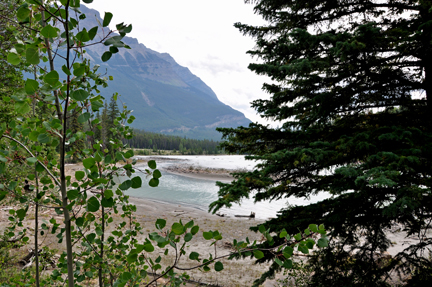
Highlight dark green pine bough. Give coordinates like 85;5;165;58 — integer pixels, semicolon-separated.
210;0;432;286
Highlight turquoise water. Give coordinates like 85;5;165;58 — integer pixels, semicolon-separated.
121;155;330;219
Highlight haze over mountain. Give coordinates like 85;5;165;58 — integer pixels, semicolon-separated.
80;6;251;140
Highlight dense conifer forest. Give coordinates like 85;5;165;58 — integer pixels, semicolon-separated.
125;129;222;155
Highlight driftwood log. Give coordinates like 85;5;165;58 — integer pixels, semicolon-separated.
19;248;56;270
234;212;255;218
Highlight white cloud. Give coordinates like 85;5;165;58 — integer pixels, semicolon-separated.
87;0;272;125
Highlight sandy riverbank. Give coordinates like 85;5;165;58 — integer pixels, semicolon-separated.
1;162;430;286
0;162;277;286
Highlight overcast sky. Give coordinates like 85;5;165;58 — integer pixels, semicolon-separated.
87;0;271;125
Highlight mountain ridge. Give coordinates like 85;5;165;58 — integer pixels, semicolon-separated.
79;6;250;140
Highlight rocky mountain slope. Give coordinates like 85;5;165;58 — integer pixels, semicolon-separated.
80;6;250;140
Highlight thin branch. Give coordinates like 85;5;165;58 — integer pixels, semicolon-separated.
1;135;60;187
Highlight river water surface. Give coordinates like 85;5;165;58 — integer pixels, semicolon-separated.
121;155;330;219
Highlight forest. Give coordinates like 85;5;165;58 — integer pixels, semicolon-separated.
124;129;221;155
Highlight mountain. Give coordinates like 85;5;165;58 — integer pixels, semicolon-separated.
79;6;251;140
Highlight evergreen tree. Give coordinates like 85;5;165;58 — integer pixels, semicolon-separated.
211;1;432;286
106;94;120;154
0;0;24;123
66;109;84;163
101;101;109;149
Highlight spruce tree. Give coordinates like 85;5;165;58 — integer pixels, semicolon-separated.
210;1;432;285
106;95;120;154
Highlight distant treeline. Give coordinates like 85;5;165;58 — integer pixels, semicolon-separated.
125;129;223;155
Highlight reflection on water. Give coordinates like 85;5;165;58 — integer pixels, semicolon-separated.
120;156;330;219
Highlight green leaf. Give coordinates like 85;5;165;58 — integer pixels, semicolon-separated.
309;224;318;232
26;47;39;65
317;238;328;247
73;66;86;77
101;51;112;62
215;261;224;272
119;180;132;190
104;155;112;164
191;225;199;235
283;259;293;269
70;89;89;101
189;252;199;260
120;272;132;281
41;25;59;38
172;222;185;235
26;157;37;164
86;233;96;243
76;29;90;43
35;162;45;173
16;209;27;220
279;229;287;238
29;131;39;141
259;225;266;234
115;152;125;161
87;196;100;212
7;53;20;65
74;170;85;181
103;12;113;27
77;112;91;123
148;160;156;169
298;245;309;254
0;191;8;202
17;6;30;21
82;0;93;3
85;271;93;278
37;134;50;144
15;102;30;115
253;250;264;259
101;197;113;208
153;169;162;179
155;218;166;229
143;243;154;252
109;46;119;53
203;231;213;240
304;228;311;236
88;26;98;40
283;246;294;257
25;79;39;94
44;70;59;86
294;233;302;241
306;240;315;249
94;151;102;162
83;158;96;169
131;176;142;188
184;233;193;242
76;217;84;226
62;65;71;76
275;258;283;266
149;178;159;187
67;189;79;200
185;220;194;229
126;253;137;264
104;189;113;199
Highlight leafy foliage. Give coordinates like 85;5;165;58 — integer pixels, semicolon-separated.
0;1;329;286
211;0;432;286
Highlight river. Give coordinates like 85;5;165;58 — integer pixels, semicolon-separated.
121;155;330;219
